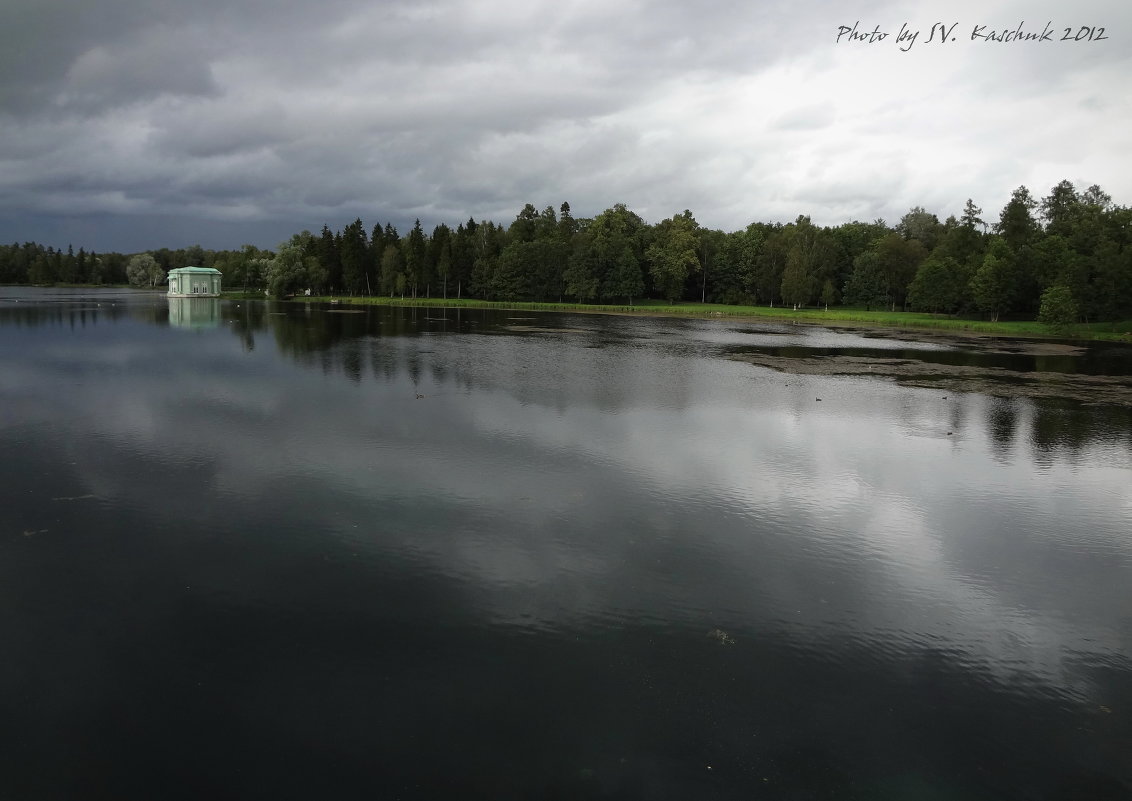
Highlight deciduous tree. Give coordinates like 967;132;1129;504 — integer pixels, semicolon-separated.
126;253;163;288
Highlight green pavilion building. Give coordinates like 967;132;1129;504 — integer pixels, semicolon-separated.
167;266;222;297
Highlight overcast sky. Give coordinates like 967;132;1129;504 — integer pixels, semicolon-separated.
1;0;1128;252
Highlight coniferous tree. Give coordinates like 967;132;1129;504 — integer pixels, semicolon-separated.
998;186;1041;250
429;224;453;299
509;204;539;244
404;220;427;298
451;221;475;299
370;223;386;287
340;218;369;295
318;226;341;292
1040;180;1081;238
380;243;404;297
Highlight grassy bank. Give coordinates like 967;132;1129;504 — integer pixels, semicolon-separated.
284;294;1132;342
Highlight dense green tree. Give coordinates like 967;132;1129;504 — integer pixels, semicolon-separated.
780;251;812;307
735;226;764;301
908;255;964;313
970;238;1018;322
535;205;558;238
934;216;986;275
75;250;91;285
592;204;645;301
711;226;761;304
518;205;569;301
469;221;503;299
896;206;943;251
28;252;55;285
56;245;77;284
451;221;475;299
1040;180;1081;238
829;219;888;292
873;233;927;310
491;242;530;300
564;240;600;302
756;228;789;306
492;214;565;301
960;199;985;231
820;279;837;310
608;245;644;304
184;244;207;267
370;223;386;268
340;218;370;295
263;232;320;298
646;213;699;302
74;248;88;284
778;216;839;308
1030;234;1072;292
695;228;727;303
1037;285;1079;334
562;204;645;303
215;244;262;291
1081;184;1113;211
509;203;540;244
126;253;163;287
318;226;341;292
102;252;128;284
380;243;404;297
842;251;888;310
404;219;427;297
558;202;577;244
429;224;453;298
997;186;1041;252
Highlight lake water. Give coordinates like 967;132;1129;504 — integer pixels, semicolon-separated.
2;287;1130;800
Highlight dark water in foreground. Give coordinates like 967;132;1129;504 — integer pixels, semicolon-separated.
2;288;1131;800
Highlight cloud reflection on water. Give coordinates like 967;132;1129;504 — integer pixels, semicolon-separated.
3;295;1130;714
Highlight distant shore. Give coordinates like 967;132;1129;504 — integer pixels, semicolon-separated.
5;285;1129;343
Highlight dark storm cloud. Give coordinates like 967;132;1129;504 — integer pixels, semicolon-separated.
1;0;1129;250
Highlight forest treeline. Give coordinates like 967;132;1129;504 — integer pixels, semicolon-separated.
2;179;1130;324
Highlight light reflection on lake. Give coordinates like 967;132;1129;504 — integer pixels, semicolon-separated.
1;287;1130;801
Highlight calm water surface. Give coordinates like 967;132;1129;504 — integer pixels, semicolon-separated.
2;288;1131;800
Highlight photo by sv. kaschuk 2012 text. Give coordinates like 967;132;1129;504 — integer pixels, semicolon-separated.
836;21;1108;51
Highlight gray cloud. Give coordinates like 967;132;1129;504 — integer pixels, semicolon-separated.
1;0;1129;250
773;104;837;131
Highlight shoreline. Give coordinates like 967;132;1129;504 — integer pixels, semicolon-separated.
6;285;1129;343
281;294;1132;344
280;294;1132;405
